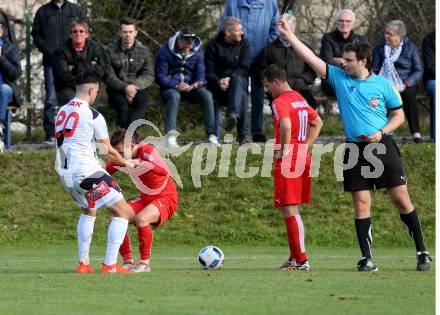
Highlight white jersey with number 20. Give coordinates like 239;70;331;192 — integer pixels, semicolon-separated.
55;97;108;179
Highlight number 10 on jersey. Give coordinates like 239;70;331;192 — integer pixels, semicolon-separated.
297;109;308;142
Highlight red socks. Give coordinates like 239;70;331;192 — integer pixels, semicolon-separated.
284;215;308;263
137;226;153;261
119;233;133;262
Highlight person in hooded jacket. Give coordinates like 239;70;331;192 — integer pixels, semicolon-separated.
155;28;219;149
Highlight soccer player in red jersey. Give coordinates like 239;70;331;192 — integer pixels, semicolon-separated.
262;64;323;271
106;129;178;272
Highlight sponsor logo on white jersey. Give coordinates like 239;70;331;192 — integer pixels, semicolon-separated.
85;181;111;203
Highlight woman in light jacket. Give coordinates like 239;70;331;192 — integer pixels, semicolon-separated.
372;20;423;143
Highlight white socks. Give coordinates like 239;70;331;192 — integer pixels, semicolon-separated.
104;217;129;266
77;214;96;264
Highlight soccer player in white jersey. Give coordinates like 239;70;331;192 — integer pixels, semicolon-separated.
55;73;138;273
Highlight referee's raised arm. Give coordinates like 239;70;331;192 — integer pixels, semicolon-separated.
278;18;327;78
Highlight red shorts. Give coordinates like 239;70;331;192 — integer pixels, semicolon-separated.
273;155;311;207
128;192;178;227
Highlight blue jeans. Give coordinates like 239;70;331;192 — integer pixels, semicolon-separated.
43;65;58;138
250;72;265;136
226;74;248;118
213;74;249;138
426;80;436;141
0;83;13;122
161;87;216;135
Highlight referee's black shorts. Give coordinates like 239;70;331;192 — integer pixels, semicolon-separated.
342;136;407;192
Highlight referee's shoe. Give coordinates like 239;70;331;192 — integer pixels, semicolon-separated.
416;251;432;271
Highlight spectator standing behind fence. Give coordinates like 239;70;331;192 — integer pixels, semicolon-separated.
320;9;365;98
422;31;435;142
258;13;317;109
32;0;86;144
205;17;251;145
222;0;279;143
104;17;154;130
53;20;105;106
0;23;21;152
371;20;424;143
155;28;219;149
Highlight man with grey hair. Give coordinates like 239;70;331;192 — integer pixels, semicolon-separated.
222;0;280;143
320;9;365;97
205;16;252;144
258;13;317;109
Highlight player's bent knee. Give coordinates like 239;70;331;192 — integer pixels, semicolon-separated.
135;216;151;227
108;199;134;219
135;205;161;227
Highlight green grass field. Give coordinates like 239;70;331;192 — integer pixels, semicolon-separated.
0;246;434;315
1;123;435;315
0;144;435;246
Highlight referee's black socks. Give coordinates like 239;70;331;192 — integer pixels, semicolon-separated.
355;218;373;259
400;209;426;252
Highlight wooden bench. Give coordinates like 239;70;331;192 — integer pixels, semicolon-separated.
3;103;34;150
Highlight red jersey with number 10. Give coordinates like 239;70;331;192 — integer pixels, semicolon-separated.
271;91;318;145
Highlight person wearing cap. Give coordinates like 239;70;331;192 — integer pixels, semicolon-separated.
0;22;21;152
155;28;219;148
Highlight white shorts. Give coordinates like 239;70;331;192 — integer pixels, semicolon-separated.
60;170;123;211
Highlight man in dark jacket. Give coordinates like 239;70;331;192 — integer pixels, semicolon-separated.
222;0;280;143
422;31;435;141
205;17;251;144
53;20;105;105
32;0;86;143
0;10;16;44
0;23;21;151
259;14;317;109
320;9;365;97
155;28;218;148
104;17;153;130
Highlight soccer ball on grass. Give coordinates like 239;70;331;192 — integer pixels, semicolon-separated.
198;246;224;270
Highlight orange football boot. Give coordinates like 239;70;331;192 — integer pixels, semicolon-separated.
101;263;134;273
76;262;94;273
